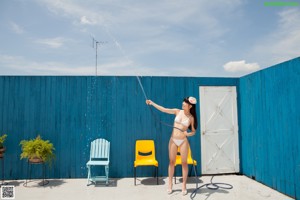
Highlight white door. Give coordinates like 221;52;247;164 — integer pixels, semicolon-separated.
200;86;239;174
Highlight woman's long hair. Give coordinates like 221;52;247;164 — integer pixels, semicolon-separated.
184;97;198;130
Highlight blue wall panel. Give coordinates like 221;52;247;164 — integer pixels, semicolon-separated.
1;58;299;199
239;57;300;199
2;58;299;198
0;76;237;180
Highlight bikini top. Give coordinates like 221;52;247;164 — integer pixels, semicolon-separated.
174;111;191;127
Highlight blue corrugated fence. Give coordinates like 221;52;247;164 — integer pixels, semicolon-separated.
0;76;237;180
239;57;300;199
0;57;299;199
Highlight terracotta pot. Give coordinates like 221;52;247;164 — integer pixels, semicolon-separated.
0;147;6;158
29;157;44;163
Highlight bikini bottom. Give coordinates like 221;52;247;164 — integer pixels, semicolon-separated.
172;138;186;147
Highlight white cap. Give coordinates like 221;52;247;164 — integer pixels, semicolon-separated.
188;97;197;104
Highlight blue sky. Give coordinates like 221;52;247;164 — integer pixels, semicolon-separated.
0;0;299;77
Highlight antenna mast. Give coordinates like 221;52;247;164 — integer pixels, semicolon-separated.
92;37;106;76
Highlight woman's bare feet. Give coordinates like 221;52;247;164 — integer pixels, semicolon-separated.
167;184;173;194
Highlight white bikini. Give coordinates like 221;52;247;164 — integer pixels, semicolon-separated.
172;111;191;146
174;113;190;127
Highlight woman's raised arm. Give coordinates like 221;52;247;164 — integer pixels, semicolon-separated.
146;100;179;115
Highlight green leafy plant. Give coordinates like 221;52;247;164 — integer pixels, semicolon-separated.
20;135;55;164
0;134;7;149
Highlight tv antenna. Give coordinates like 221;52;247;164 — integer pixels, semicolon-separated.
91;37;107;76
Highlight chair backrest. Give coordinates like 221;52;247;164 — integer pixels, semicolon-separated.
135;140;156;161
90;138;110;161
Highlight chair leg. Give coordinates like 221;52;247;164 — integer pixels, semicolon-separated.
105;165;109;186
87;165;91;186
134;167;136;186
25;161;29;186
193;164;198;176
188;165;192;177
156;166;158;185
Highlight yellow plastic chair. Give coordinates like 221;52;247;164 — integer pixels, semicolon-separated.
174;146;197;184
134;140;159;185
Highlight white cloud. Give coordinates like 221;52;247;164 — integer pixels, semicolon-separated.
40;0;105;26
0;54;92;75
274;8;300;56
278;8;300;29
10;21;24;34
80;16;97;25
15;0;246;76
252;8;300;67
223;60;260;72
35;37;66;48
0;53;202;76
38;0;241;42
0;53;137;75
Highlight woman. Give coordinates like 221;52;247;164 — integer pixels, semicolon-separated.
146;97;198;195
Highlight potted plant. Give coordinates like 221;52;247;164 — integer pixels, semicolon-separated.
20;135;55;165
0;134;7;158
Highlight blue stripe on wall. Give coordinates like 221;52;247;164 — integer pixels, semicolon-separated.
0;76;237;180
239;57;300;199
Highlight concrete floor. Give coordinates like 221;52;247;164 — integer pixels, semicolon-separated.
2;175;294;200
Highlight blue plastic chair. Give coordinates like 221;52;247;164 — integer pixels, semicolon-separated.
86;138;110;186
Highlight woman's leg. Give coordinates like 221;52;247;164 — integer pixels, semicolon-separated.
168;138;178;190
180;140;189;192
